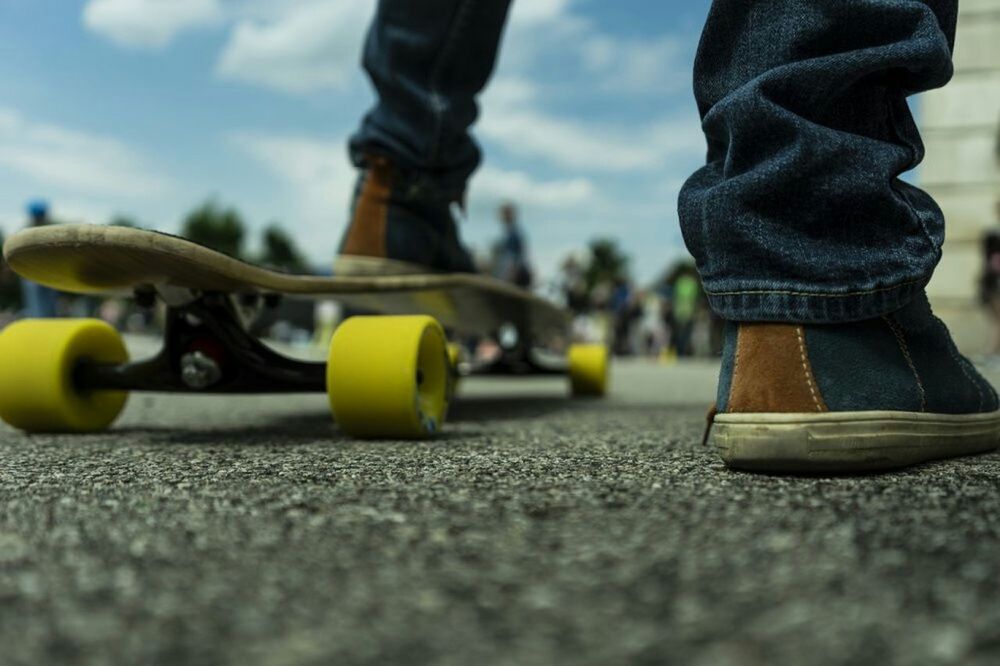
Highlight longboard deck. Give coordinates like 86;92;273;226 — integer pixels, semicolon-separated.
3;225;569;341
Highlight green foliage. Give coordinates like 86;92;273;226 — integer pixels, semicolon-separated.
584;237;630;291
181;200;245;258
259;224;306;272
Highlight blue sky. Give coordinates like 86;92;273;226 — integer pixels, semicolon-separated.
0;0;714;282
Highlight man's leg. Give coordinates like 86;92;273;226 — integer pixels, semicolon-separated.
681;0;1000;471
338;0;512;274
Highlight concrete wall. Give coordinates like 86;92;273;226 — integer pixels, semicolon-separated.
920;0;1000;351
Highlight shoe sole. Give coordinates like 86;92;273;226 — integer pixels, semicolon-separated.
711;410;1000;473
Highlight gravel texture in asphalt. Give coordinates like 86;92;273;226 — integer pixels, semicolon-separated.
1;354;999;666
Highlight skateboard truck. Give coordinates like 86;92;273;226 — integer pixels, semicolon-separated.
469;320;566;377
75;291;327;394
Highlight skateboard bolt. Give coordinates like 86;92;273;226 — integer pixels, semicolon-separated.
180;351;222;389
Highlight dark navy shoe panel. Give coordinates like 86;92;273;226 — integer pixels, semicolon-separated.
889;294;997;414
804;317;921;413
384;203;443;268
803;291;995;415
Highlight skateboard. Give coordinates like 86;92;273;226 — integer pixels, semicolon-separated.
0;224;608;438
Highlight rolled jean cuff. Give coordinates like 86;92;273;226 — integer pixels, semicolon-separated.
705;277;930;324
350;143;470;202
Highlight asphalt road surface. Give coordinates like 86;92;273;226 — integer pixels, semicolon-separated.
2;341;1000;666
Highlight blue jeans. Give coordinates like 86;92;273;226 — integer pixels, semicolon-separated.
680;0;957;323
350;0;512;198
350;0;957;323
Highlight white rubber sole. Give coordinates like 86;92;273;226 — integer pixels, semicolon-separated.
710;410;1000;473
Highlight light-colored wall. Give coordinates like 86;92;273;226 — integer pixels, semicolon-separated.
920;0;1000;351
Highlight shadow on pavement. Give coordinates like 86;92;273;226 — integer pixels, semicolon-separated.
447;395;573;422
115;413;485;445
115;412;342;446
448;394;715;422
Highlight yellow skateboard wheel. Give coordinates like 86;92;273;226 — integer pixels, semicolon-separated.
327;315;450;438
0;319;129;432
568;344;609;397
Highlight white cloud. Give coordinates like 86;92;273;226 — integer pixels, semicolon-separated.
581;34;689;94
82;0;223;49
471;166;595;209
230;132;355;250
507;0;571;27
82;0;693;102
498;0;692;92
0;107;168;198
479;79;703;173
216;0;372;93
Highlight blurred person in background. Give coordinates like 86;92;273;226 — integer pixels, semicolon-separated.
635;288;669;358
334;0;999;472
610;277;639;356
557;253;589;314
670;270;701;358
19;201;58;318
490;202;532;288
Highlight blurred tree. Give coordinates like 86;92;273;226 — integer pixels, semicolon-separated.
181;200;245;258
260;224;306;272
664;259;700;286
584;238;630;293
109;215;141;228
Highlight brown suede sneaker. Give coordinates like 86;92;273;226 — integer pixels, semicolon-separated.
708;294;1000;472
335;155;475;276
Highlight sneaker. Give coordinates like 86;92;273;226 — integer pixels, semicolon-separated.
335;155;475;276
708;292;1000;472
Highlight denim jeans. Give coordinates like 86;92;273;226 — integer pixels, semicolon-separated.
349;0;512;198
350;0;957;323
679;0;958;323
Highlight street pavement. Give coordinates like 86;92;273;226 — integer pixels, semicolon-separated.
1;341;1000;666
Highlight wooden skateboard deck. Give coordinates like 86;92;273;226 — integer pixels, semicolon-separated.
3;224;569;343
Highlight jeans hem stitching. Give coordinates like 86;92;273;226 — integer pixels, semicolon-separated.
705;277;926;299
